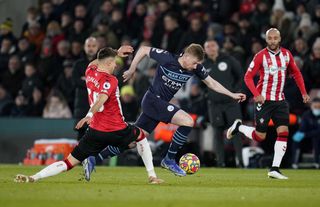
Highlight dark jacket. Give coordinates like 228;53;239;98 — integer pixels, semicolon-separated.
72;58;90;118
202;53;243;104
299;110;320;139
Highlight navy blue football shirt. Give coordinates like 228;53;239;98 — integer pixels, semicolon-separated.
148;47;208;101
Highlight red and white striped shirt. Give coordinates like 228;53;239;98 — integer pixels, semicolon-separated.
85;64;127;132
245;47;307;101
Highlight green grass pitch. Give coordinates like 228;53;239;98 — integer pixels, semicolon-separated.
0;165;319;207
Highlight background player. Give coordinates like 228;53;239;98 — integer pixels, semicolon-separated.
14;47;163;184
227;28;310;179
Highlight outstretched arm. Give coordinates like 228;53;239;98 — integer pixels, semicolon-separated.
75;94;108;129
202;76;246;102
123;46;151;82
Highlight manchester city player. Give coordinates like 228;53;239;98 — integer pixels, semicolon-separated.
86;43;246;177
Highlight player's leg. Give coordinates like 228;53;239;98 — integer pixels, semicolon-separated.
268;101;289;179
15;153;79;183
159;109;193;176
135;113;164;183
227;101;273;142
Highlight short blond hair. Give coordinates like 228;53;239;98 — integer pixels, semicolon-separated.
184;43;205;61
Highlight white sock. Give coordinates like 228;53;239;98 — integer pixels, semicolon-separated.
137;138;156;178
239;125;255;139
31;161;67;181
272;140;287;167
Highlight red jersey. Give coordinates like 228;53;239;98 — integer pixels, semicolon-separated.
245;47;307;101
85;64;127;132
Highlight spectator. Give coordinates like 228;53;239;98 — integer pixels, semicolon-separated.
91;18;119;49
21;7;40;37
46;21;65;54
10;92;29;117
304;38;320;89
0;55;24;97
60;11;73;37
55;59;74;110
0;84;13;116
39;1;57;30
292;97;320;169
28;87;45;117
16;37;36;64
23;21;45;54
72;37;98;139
0;18;16;44
110;8;127;41
0;38;14;73
68;18;89;43
120;85;139;122
152;12;183;53
70;40;83;60
74;4;90;26
43;89;72;118
178;17;206;52
92;0;113;29
21;63;43;101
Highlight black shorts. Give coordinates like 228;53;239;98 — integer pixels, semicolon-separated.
255;100;289;133
71;124;140;162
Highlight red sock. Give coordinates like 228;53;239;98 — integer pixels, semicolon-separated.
64;159;74;171
277;131;288;142
252;131;264;142
136;128;146;142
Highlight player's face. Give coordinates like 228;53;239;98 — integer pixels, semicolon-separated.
266;30;281;51
182;53;201;71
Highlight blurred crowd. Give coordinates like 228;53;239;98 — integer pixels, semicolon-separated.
0;0;319;166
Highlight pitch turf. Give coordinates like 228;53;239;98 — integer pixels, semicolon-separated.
0;165;319;207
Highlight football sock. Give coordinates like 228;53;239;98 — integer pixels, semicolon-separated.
137;138;156;178
239;125;264;142
31;160;71;181
96;146;121;162
166;126;192;160
272;132;288;167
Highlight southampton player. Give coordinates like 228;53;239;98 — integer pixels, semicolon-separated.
88;43;246;177
227;28;310;179
14;47;163;184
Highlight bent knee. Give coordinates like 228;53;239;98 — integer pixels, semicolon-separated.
183;116;194;127
256;131;267;140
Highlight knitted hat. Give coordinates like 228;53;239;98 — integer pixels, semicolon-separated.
299;13;312;28
272;0;285;11
120;85;135;97
0;18;13;31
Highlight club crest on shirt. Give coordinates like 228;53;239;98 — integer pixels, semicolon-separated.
269;65;278;75
167;105;174;112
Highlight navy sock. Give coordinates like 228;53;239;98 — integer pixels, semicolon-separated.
166;126;192;160
95;146;121;162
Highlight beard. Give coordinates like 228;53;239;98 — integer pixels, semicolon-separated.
267;43;280;51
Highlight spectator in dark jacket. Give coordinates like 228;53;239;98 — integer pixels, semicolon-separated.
72;37;98;139
1;55;24;98
292;97;320;169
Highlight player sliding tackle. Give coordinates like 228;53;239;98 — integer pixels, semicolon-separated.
14;46;163;184
85;43;246;177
